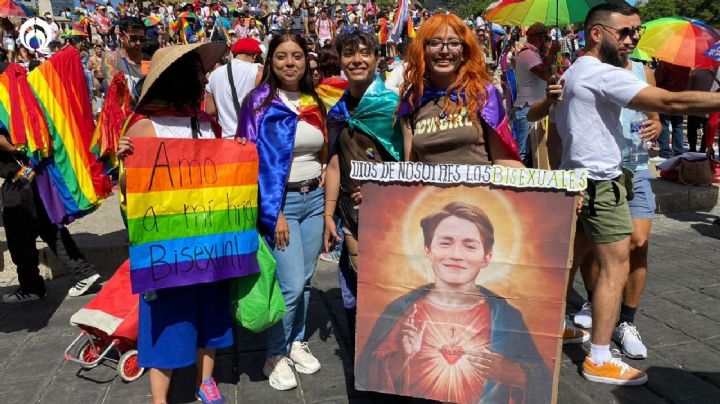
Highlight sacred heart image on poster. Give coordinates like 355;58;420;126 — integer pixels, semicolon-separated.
354;180;578;404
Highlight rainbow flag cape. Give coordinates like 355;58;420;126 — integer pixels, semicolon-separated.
90;72;132;171
316;77;348;111
0;63;51;160
124;137;260;293
397;84;520;161
27;46;111;223
237;85;327;242
327;74;403;161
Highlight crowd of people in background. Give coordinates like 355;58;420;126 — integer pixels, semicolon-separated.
2;1;720;404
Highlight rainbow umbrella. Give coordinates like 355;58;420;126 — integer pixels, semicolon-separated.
0;0;35;17
144;16;162;27
631;17;720;68
486;0;625;27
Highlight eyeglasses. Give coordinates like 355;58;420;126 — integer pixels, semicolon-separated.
339;25;375;35
594;24;645;40
125;34;147;43
425;39;464;53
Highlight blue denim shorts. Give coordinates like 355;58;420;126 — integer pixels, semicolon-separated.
628;169;656;219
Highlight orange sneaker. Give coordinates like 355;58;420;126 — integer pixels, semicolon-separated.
563;316;590;345
582;353;648;385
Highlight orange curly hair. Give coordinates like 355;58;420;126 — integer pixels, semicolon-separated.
400;14;493;121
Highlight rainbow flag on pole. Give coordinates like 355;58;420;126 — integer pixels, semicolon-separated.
391;0;409;43
124;137;260;293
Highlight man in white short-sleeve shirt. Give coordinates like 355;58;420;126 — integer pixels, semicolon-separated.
205;38;263;138
537;3;720;387
553;56;648;180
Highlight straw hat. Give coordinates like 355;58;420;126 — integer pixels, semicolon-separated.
137;42;228;107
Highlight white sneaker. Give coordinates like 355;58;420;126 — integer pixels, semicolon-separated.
68;273;101;297
263;356;297;391
613;322;648;359
289;341;321;374
574;302;592;329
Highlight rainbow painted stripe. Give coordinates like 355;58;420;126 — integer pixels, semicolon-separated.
124;137;260;293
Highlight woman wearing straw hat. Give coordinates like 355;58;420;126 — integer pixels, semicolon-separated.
117;41;230;404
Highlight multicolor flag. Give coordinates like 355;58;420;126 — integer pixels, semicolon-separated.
124;137;260;293
315;77;349;112
90;72;132;172
0;63;51;160
377;17;389;44
27;46;111;223
71;15;88;33
390;0;409;43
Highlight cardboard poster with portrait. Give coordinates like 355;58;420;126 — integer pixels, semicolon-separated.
352;162;586;404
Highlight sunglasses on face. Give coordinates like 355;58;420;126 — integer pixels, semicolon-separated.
125;34;147;43
594;24;645;40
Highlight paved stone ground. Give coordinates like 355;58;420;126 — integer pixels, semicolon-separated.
1;200;719;403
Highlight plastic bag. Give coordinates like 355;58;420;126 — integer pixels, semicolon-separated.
229;236;286;332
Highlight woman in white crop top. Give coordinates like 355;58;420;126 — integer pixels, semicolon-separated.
236;33;328;391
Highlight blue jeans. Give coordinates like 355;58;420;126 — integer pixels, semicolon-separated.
84;69;94;100
659;114;684;157
267;186;324;356
513;105;531;166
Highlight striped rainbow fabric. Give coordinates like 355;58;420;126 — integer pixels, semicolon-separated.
90;72;132;172
27;46;111;222
0;63;51;160
316;77;349;111
391;0;409;43
124;137;260;293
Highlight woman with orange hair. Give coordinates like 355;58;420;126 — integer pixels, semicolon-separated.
397;14;522;168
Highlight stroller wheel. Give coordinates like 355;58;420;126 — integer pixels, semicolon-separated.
77;339;104;369
117;350;144;382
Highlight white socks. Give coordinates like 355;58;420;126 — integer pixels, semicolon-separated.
590;343;612;365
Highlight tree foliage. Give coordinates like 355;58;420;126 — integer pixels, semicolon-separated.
639;0;720;27
446;0;494;19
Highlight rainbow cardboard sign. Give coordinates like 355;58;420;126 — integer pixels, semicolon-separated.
124;137;260;293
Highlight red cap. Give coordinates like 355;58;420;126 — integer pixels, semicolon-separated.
231;38;262;55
